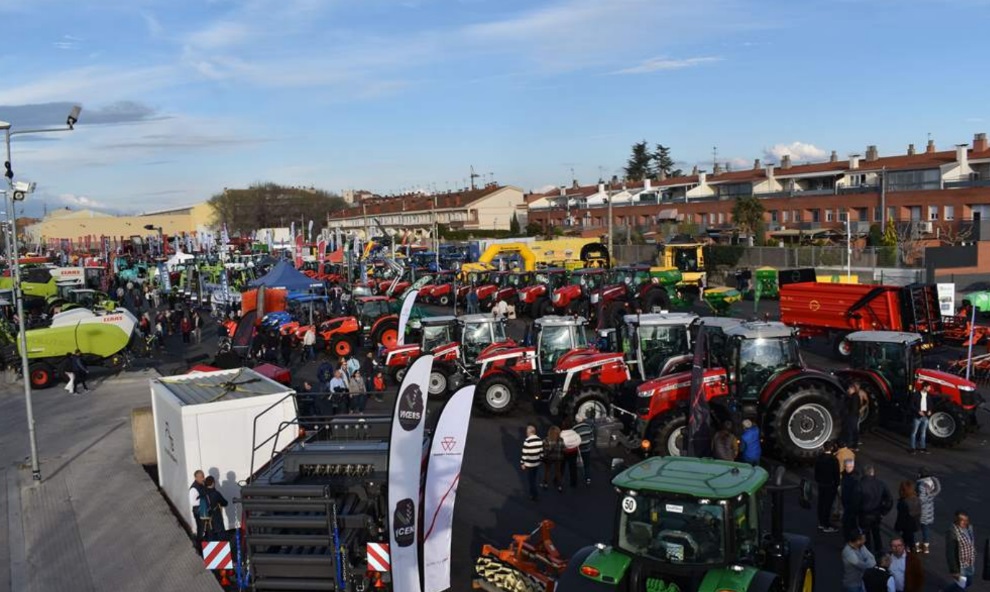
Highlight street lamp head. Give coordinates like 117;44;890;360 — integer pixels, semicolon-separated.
66;106;82;130
0;121;10;131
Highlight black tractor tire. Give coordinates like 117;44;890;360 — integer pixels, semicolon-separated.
475;374;518;416
330;336;356;357
748;571;785;592
765;384;842;463
428;367;450;398
602;301;626;330
642;288;670;313
649;411;689;457
29;361;57;389
831;333;852;360
927;401;968;448
438;294;450;306
564;386;610;423
389;365;408;385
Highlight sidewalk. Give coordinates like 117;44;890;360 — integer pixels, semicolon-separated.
1;369;221;592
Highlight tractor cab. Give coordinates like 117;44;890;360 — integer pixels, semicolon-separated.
419;315;458;353
518;268;568;317
354;296;397;329
845;331;920;395
606;266;654;294
660;242;706;292
533;316;590;375
560;457;816;592
458;313;509;362
616;312;697;381
724;322;802;402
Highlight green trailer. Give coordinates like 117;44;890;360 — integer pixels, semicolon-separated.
965;291;990;315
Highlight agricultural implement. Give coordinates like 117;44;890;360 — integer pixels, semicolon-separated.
474;520;568;592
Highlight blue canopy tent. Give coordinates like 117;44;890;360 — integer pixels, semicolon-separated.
249;261;323;292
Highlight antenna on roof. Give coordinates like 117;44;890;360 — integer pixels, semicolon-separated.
712;146;718;171
470;165;480;190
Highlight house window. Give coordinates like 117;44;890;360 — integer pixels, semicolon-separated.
909;206;922;221
847;173;866;186
944;205;955;221
874;206;882;221
782;211;790;223
718;212;725;224
888;169;941;191
825;209;834;222
770;210;778;223
811;209;820;223
792;210;800;223
887;206;897;222
857;207;868;222
928;205;938;221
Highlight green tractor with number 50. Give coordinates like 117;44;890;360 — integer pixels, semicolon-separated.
557;457;815;592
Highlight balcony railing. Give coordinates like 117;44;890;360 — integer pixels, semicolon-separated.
943;179;990;189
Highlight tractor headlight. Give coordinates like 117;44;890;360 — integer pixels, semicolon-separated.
590;293;600;304
959;384;976;391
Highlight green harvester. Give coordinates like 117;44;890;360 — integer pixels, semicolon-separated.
557;456;814;592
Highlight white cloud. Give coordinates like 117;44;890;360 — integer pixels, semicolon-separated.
0;65;177;105
763;141;827;163
58;193;107;209
612;56;722;75
533;184;558;194
184;21;253;50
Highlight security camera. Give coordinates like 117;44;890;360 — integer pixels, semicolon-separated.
66;105;82;129
11;181;35;201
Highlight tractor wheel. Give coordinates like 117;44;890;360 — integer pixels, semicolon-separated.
602;301;626;330
330;336;356;357
428;368;449;398
535;297;553;318
475;374;518;415
643;288;670;313
373;320;399;350
438;294;450;306
927;401;968;447
389;365;408;385
649;412;688;457
564;387;610;423
28;361;56;389
765;385;841;462
475;556;539;592
831;333;852;360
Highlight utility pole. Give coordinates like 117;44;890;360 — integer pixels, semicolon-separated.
433;193;440;272
846;212;852;279
880;166;887;229
607;185;614;266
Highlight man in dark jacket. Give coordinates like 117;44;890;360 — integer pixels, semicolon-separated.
841;458;863;538
188;469;208;553
907;383;933;454
863;553;895;592
860;464;893;555
946;510;976;589
815;441;841;533
71;350;90;393
711;421;739;461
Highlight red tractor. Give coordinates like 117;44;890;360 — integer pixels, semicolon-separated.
383;314;512;397
318;295;401;356
472;315;629;421
517;268;568;318
595;265;673;329
474;271;513;311
634;321;846;463
837;331;982;447
419;271;456;305
551;268;607;319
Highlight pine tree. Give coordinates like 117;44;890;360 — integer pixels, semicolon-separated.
510;212;520;234
652;144;682;178
624;140;653;181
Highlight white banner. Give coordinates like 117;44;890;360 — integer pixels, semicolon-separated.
387;355;433;592
937;283;955;316
397;289;419;346
422;386;474;592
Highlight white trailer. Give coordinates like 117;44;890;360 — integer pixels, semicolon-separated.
151;367;298;533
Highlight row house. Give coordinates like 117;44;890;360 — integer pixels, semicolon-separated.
527;133;990;241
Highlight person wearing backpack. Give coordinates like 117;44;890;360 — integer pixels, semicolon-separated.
203;476;229;541
188;470;208;552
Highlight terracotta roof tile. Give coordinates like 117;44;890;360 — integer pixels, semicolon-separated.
329;185;505;219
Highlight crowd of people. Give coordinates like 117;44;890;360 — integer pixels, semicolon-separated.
519;419;595;500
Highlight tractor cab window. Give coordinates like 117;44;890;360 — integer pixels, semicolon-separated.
574;273;602;291
539;324;586;372
24;267;52;284
854;341;911;391
75;291;96;308
672;248;700;273
639;325;690;375
608;269;633;287
618;496;726;565
422;324;453;353
736;337;800;400
463;322;496;359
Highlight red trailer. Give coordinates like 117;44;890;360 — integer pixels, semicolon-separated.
779;282;942;357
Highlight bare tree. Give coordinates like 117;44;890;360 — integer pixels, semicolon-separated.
893;222;924;266
935;220;974;246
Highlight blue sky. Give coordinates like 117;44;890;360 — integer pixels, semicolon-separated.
1;0;989;214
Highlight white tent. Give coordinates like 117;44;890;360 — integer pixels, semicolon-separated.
165;251;195;271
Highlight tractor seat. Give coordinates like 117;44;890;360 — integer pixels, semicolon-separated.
625;521;652;550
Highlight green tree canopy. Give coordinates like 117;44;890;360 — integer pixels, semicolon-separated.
624;140;653;181
653;144;683;178
731;196;765;238
207;183;347;235
510;212;521;234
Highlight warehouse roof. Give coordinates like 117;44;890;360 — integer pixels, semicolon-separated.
156;368;290;405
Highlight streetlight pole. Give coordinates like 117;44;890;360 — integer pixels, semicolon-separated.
1;105;81;482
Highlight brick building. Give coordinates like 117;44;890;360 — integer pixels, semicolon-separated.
527;133;990;243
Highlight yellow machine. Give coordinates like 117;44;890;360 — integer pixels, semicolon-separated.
658;242;706;292
461;239;609;273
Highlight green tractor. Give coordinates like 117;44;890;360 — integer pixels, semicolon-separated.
46;282;117;314
558;457;815;592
